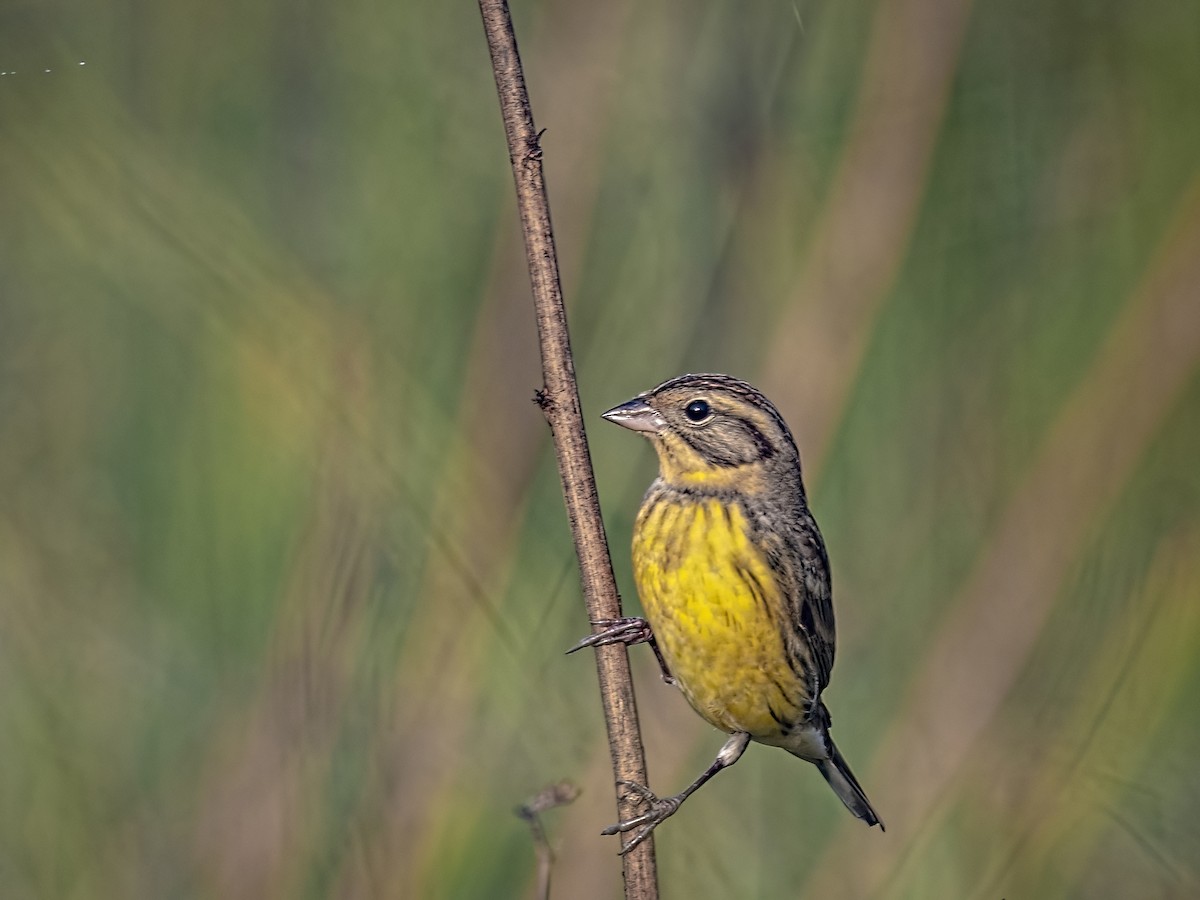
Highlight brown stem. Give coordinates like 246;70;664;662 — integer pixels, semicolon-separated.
476;1;659;897
516;780;582;900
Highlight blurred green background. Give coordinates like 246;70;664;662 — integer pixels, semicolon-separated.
2;0;1199;897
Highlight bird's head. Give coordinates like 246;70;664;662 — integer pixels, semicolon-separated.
602;374;802;493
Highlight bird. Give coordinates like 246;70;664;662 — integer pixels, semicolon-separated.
571;373;882;853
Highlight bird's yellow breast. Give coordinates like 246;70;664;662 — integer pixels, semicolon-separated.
632;495;804;738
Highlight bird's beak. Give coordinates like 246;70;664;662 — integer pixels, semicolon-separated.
602;397;666;434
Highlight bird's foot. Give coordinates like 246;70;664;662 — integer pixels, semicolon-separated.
566;617;654;653
602;780;684;855
566;618;675;685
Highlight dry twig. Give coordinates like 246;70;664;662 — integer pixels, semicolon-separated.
476;1;659;897
516;780;582;900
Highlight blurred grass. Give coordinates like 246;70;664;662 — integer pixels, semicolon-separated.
1;0;1199;897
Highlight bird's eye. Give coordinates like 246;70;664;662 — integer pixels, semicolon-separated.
684;399;711;422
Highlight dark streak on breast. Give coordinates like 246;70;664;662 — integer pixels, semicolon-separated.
768;676;796;724
768;702;791;732
783;642;809;684
735;561;772;622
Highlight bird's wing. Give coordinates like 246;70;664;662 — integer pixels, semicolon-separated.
782;509;837;689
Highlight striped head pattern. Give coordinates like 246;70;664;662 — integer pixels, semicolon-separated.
603;374;805;494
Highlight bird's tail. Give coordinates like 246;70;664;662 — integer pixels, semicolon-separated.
816;738;884;830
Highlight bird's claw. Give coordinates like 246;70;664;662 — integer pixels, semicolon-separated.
603;781;683;855
566;618;676;685
565;617;654;654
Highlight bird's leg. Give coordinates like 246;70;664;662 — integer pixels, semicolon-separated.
566;616;675;685
603;732;751;855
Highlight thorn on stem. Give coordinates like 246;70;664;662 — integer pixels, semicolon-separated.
526;128;546;162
